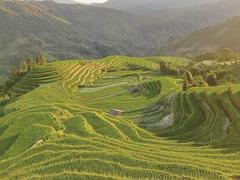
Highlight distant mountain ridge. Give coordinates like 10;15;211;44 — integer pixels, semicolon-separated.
158;16;240;55
0;0;196;73
98;0;219;12
25;0;80;4
1;0;240;80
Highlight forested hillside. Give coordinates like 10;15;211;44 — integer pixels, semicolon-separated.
1;0;240;83
159;17;240;55
0;1;195;77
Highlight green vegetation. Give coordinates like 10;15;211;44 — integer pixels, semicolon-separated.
0;56;239;179
195;48;240;62
161;16;240;56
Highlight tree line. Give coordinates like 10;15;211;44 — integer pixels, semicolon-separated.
0;55;48;103
195;48;240;62
159;57;240;91
11;55;48;76
182;60;240;91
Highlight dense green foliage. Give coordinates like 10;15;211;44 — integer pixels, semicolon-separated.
168;57;239;88
0;56;239;179
195;48;240;61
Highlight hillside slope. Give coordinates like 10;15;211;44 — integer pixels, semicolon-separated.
159;17;240;55
0;56;240;179
2;0;240;66
2;0;240;75
0;1;195;74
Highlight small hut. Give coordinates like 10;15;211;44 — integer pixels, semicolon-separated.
128;84;142;93
110;109;124;116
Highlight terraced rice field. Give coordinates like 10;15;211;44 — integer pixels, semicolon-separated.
0;56;240;179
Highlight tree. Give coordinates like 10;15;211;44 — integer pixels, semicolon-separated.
11;68;20;76
182;71;195;91
194;75;208;87
233;52;240;60
206;73;218;86
35;56;41;65
0;85;3;96
220;48;234;61
26;57;35;71
159;61;168;74
21;60;29;73
185;71;194;85
195;52;220;61
182;79;189;91
159;61;179;75
37;54;48;65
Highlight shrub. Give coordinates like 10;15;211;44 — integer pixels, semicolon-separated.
206;73;218;86
159;61;179;75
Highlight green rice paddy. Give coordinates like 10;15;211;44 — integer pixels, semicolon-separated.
0;56;240;179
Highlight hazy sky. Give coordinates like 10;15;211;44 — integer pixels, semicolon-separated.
75;0;108;4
